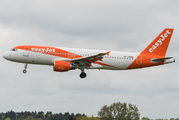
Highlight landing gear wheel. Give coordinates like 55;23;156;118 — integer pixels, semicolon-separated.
23;69;27;74
23;63;28;74
80;72;87;78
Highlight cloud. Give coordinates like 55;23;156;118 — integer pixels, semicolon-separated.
0;0;179;119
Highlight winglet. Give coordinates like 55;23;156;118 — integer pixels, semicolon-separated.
106;51;110;56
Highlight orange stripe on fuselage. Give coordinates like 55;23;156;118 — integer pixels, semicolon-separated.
14;45;82;59
14;45;117;68
95;61;118;68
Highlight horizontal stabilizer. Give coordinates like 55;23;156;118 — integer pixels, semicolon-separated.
151;57;175;64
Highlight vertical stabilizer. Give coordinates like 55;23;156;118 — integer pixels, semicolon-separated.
141;28;174;57
127;28;174;69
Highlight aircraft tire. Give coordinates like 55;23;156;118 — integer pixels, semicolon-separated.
80;72;86;78
23;69;27;74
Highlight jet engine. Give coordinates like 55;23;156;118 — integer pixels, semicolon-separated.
53;61;77;72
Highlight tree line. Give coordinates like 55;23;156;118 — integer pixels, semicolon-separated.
0;102;178;120
0;111;88;120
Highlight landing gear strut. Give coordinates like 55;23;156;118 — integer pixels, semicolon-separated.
23;63;28;74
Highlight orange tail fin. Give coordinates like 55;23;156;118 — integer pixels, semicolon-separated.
141;28;174;57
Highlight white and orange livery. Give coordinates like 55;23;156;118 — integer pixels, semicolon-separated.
3;28;175;78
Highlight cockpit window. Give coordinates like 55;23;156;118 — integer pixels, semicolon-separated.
10;48;18;52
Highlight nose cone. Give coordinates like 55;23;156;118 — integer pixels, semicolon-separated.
3;51;10;60
3;51;17;62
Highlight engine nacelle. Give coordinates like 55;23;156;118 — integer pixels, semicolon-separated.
53;61;77;72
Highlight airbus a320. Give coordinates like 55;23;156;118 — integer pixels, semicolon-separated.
3;28;175;78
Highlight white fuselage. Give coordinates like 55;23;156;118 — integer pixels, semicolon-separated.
3;47;139;70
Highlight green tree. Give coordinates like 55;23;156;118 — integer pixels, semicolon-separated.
24;111;32;118
64;112;70;119
21;116;42;120
48;113;64;120
170;119;179;120
37;111;44;118
66;115;76;120
77;115;100;120
0;112;5;120
45;111;52;117
141;117;150;120
98;102;140;120
5;117;11;120
5;110;16;120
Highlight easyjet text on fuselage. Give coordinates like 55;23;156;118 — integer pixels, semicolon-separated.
31;47;55;53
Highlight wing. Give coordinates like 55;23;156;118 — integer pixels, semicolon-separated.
69;51;110;67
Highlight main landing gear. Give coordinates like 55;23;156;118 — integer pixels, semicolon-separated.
80;72;87;78
78;65;87;79
23;63;28;74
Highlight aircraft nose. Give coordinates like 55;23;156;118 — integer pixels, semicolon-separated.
3;52;10;60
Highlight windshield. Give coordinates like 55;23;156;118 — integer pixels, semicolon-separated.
10;48;18;52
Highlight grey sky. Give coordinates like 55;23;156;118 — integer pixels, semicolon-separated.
0;0;179;119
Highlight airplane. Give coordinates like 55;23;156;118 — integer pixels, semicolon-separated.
3;28;175;78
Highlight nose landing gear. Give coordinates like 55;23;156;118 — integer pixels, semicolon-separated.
23;63;28;74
